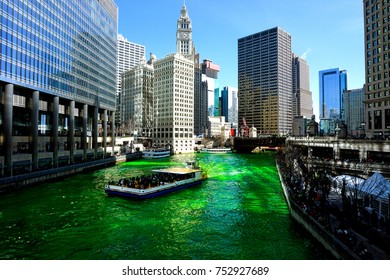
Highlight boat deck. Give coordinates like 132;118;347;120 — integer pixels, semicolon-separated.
105;177;202;199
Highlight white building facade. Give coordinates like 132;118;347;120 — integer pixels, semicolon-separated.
121;56;155;138
116;35;145;128
153;54;194;153
149;5;196;153
292;54;312;118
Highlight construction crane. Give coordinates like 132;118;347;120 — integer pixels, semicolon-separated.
242;117;249;137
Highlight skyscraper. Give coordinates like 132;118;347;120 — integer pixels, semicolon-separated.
0;0;117;176
121;55;155;138
152;5;195;153
153;54;194;153
221;86;239;128
364;0;390;138
201;59;220;117
194;54;208;137
116;35;145;129
319;68;347;120
238;27;293;135
343;87;365;137
292;54;313;118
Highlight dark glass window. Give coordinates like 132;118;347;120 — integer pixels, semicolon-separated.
385;109;390;128
374;110;382;129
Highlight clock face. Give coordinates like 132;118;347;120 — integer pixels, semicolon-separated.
181;32;188;39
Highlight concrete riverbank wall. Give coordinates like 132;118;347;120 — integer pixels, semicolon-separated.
0;152;142;194
276;162;359;260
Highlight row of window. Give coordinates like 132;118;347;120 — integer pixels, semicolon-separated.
367;108;390;129
367;100;390;108
153;133;194;138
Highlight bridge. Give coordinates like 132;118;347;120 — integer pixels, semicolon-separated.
233;136;286;153
232;135;390;178
286;136;390;178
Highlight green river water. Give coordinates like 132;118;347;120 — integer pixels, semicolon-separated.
0;153;333;260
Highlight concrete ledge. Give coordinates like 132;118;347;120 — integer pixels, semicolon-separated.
0;157;117;194
276;162;360;260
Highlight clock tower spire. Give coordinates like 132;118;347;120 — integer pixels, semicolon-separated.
176;4;194;59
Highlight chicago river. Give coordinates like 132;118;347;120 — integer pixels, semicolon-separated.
0;153;333;259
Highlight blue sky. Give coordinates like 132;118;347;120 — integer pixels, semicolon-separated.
115;0;364;118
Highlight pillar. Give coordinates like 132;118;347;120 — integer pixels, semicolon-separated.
103;109;107;158
359;147;367;162
52;96;59;168
31;91;39;170
92;106;98;158
334;142;340;160
69;101;75;164
82;104;88;161
4;84;13;176
111;111;115;156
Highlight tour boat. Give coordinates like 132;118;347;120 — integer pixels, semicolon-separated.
251;146;280;153
104;161;206;199
142;148;171;159
200;147;232;153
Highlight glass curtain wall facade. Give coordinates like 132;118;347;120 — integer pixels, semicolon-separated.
0;0;118;176
319;68;347;120
221;86;238;128
343;87;365;137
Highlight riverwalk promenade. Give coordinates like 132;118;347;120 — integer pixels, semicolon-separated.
0;152;142;193
276;154;390;260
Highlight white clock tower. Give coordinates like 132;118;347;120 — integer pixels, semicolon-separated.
176;4;194;59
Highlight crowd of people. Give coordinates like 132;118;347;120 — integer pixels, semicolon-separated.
276;149;379;259
109;172;194;189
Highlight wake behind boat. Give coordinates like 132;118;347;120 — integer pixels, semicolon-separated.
104;161;206;199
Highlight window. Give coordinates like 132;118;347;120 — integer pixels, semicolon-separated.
374;110;382;129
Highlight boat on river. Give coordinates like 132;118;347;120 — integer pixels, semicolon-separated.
104;161;206;199
142;148;171;159
251;146;280;153
200;147;232;153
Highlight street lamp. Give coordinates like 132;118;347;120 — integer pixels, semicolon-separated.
335;123;341;138
361;122;366;138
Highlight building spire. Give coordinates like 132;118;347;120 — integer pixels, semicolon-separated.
180;2;188;18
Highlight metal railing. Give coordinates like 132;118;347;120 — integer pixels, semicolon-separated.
276;162;360;259
288;196;360;259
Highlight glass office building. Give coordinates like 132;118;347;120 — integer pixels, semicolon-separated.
220;86;238;128
319;68;347;120
0;0;118;176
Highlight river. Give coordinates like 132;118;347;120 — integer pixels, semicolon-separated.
0;152;333;260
